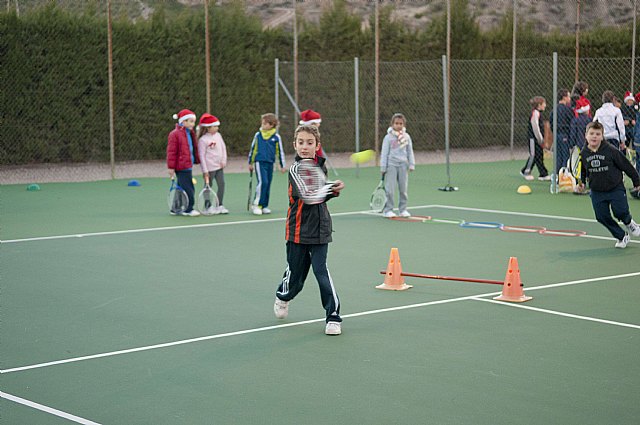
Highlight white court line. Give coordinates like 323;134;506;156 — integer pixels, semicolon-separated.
0;391;102;425
428;204;599;223
0;208;392;244
424;204;640;244
472;298;640;330
2;271;639;375
1;203;630;244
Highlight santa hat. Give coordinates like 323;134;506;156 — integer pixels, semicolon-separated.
172;109;196;123
575;98;590;114
299;109;322;126
624;91;635;103
635;91;640;104
199;113;220;127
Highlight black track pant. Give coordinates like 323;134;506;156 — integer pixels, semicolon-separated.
276;242;341;323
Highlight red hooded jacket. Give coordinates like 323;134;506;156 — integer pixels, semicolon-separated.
166;124;200;171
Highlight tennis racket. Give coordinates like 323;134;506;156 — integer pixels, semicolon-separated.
626;148;636;168
168;177;188;214
197;183;219;215
370;175;386;212
568;146;582;184
247;170;253;211
292;159;336;205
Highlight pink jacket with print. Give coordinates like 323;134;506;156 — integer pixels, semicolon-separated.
198;132;227;173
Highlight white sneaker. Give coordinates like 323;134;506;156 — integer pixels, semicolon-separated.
181;210;200;217
274;298;289;319
538;175;552;181
218;205;229;214
615;233;630;249
626;220;640;237
399;210;411;218
383;211;397;218
252;206;263;216
325;322;342;335
206;206;220;215
169;211;177;216
262;207;272;214
520;171;534;181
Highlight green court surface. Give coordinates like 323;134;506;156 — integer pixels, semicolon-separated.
1;162;639;424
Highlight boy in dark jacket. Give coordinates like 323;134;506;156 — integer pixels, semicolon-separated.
274;125;345;335
167;109;200;216
579;121;640;248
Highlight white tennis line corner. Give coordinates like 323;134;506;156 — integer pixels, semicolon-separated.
471;298;640;330
1;203;635;244
0;207;434;244
0;391;102;425
2;271;639;376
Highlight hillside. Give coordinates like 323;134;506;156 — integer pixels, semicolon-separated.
9;0;637;32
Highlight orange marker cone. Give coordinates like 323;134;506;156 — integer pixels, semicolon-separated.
493;257;532;302
376;248;413;291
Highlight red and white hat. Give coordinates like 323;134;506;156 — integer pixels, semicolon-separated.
575;97;590;114
172;109;196;123
199;113;220;127
624;91;635;103
635;91;640;104
299;109;322;125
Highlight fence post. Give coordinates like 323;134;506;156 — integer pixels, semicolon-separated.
551;52;558;194
509;0;517;160
632;0;637;91
107;0;115;179
438;55;456;192
275;58;279;118
354;57;360;177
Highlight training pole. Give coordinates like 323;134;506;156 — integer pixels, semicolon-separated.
107;0;115;180
379;270;504;286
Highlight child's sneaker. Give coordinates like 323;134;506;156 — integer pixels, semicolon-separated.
181;210;201;217
538;175;551;181
325;321;342;335
615;233;630;249
399;210;411;218
206;206;220;215
262;207;272;214
252;206;263;216
383;211;397;218
273;298;289;319
626;219;640;237
218;205;229;214
169;211;178;216
520;171;534;181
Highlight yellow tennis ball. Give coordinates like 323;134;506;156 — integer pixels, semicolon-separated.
517;185;532;194
192;178;197;185
350;149;376;164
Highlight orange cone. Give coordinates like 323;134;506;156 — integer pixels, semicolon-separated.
493;257;532;302
376;248;413;291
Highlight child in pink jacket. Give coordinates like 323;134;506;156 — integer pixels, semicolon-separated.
197;114;229;214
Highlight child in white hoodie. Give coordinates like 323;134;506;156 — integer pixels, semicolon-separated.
380;113;415;218
198;114;229;214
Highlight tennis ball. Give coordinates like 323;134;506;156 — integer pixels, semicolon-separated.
350;149;376;164
192;178;197;185
517;185;532;194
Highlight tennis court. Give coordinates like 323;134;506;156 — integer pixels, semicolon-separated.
1;162;639;424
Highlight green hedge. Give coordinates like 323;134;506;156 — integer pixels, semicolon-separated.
0;0;637;165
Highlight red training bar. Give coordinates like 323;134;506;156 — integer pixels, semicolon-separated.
379;270;504;285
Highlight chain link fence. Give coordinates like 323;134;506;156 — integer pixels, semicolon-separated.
1;0;638;186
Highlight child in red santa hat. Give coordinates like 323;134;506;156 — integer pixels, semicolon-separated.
299;109;325;157
167;109;200;216
197;113;228;215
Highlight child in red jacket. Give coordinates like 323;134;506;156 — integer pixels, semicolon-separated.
167;109;200;216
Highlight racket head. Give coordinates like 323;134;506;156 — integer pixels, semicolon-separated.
247;170;253;211
569;146;581;179
370;188;386;212
294;159;329;204
197;184;219;215
168;179;188;213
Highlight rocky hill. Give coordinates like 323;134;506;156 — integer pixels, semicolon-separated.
11;0;637;32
